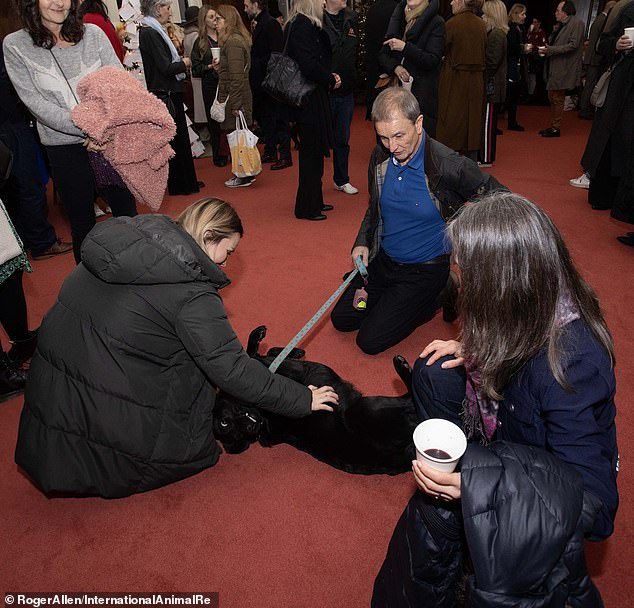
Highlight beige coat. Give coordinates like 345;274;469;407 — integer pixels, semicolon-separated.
544;16;585;91
217;33;252;130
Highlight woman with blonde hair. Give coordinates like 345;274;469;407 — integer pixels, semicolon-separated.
283;0;341;220
215;4;254;187
506;3;528;131
480;0;508;165
15;198;338;498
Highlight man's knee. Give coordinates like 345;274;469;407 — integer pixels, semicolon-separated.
330;307;360;333
355;331;386;356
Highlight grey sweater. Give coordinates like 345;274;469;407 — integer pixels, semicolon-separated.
3;24;122;146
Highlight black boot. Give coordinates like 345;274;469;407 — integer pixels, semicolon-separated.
8;329;38;365
1;352;27;403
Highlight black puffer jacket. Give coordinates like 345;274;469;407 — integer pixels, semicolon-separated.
15;215;311;498
372;442;604;607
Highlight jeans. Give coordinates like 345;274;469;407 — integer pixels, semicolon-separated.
329;93;354;187
0;121;57;255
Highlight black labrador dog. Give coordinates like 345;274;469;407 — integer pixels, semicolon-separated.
213;326;418;475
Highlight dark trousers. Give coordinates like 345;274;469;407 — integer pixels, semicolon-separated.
0;270;29;344
330;93;354;187
589;143;618;209
201;74;229;162
506;80;522;127
46;144;137;263
165;91;199;196
0;121;57;255
412;354;466;428
481;102;499;164
578;64;603;118
295;123;325;219
330;248;449;355
255;94;291;161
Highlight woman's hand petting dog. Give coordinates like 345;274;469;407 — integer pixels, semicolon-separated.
412;460;461;501
309;385;338;412
420;340;464;368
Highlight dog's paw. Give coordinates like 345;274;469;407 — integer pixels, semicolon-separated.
393;355;412;392
246;325;267;356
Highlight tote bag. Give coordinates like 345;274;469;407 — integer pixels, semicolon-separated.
227;111;262;178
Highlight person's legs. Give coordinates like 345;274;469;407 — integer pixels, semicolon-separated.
0;270;29;342
259;97;277;160
506;81;522;128
330;93;354;187
46;144;97;263
354;251;449;355
201;74;227;165
412;355;466;427
295;123;324;219
549;89;565;130
480;101;497;164
100;185;137;217
330;271;367;332
166;92;200;195
588;144;617;210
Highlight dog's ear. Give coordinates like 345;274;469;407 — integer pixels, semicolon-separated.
246;325;267;357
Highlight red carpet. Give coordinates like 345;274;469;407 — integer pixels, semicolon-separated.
1;106;632;606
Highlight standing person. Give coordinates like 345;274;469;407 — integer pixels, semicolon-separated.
506;3;528;131
323;0;359;195
480;0;507;166
244;0;292;171
580;1;634;230
284;0;341;221
215;4;254;188
436;0;487;160
4;0;138;264
537;1;585;137
379;0;445;138
364;0;399;119
14;198;338;498
78;0;125;62
191;5;229;167
139;0;201;196
330;88;506;355
526;16;548;99
372;194;618;606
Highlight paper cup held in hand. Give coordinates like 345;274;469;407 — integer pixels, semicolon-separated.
625;28;634;45
211;47;221;62
413;418;467;473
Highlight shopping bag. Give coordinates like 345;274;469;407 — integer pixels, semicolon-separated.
227;111;262;178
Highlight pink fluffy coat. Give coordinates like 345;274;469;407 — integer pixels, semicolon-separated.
71;66;176;211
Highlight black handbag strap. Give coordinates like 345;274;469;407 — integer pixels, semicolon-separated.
49;49;80;105
281;18;294;55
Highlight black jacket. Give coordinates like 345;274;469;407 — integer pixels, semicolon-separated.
378;0;445;136
372;442;605;608
249;9;283;95
138;26;187;93
323;7;358;96
15;215;311;498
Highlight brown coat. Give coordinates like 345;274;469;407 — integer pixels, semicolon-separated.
217;33;252;130
436;11;487;153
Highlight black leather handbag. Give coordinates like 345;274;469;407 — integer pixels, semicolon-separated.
262;19;316;108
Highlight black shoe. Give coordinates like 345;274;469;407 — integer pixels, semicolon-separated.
261;154;278;164
8;329;38;365
197;181;205;189
297;214;327;221
271;158;293;171
213;157;228;167
0;352;27;403
321;204;334;211
590;203;611;210
540;128;560;137
507;123;525;132
617;235;634;247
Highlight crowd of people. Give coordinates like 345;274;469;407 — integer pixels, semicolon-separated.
0;0;628;604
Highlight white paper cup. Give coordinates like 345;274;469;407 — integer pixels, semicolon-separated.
413;418;467;473
625;27;634;46
211;47;220;62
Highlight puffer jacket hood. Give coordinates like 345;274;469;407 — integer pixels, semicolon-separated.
81;214;230;288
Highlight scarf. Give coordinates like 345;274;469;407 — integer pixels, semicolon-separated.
142;16;185;81
403;1;429;38
462;291;581;442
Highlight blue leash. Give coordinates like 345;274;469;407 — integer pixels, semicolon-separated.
268;256;368;373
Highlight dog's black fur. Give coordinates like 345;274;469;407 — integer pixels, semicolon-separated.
213;326;419;475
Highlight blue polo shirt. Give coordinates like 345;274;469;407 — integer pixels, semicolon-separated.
381;134;449;264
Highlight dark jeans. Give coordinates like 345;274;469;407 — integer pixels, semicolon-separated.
295;123;325;219
46;144;137;263
255;93;291;161
412;354;466;428
201;73;229;162
330;248;449;354
330;93;354;187
0;121;57;255
0;270;29;345
506;80;522;127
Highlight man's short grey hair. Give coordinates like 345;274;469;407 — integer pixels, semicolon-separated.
371;88;421;124
140;0;172;18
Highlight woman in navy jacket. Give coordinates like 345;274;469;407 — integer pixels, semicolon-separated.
410;192;618;541
283;0;340;221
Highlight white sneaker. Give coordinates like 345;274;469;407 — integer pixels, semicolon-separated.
569;173;590;189
224;176;255;188
334;182;359;195
94;203;105;218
